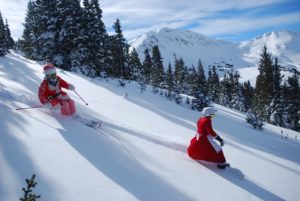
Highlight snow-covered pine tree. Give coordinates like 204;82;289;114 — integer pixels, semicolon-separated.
246;111;264;129
142;48;152;84
269;57;284;126
281;70;300;131
151;45;164;93
207;66;220;102
4;19;14;49
231;71;246;112
190;59;210;111
218;72;232;107
129;47;142;81
85;0;109;77
110;18;130;79
35;0;60;62
71;0;100;77
56;0;83;71
241;80;254;112
254;46;274;120
173;57;186;104
0;11;8;56
18;0;39;59
165;62;174;99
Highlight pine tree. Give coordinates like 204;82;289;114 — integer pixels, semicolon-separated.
254;46;274;120
231;71;246;112
207;66;220;102
269;57;284;126
70;0;98;76
218;72;231;107
34;0;60;62
173;57;186;104
282;70;300;131
165;62;174;99
190;59;210;110
20;174;41;201
56;0;83;71
18;0;39;59
142;48;152;84
4;19;14;49
110;18;130;79
151;45;164;93
84;0;109;76
0;11;8;56
129;48;142;81
241;80;254;112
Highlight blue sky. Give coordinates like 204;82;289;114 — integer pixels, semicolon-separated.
1;0;300;42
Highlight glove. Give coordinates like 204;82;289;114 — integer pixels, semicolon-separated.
68;84;75;91
215;135;224;146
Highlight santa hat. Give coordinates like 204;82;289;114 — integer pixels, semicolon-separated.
202;107;217;117
43;64;56;75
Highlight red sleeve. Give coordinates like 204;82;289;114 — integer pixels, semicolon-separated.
58;76;69;89
205;118;217;138
38;80;49;104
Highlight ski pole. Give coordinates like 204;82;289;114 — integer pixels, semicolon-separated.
74;90;88;106
15;105;43;110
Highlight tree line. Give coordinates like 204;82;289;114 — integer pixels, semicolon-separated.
0;11;15;56
1;1;299;131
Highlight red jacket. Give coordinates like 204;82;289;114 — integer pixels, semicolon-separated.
187;116;226;164
197;116;217;138
38;76;71;106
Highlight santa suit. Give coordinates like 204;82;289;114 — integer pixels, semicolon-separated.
187;116;226;164
38;76;76;116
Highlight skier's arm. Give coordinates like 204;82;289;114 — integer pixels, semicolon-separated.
38;81;49;104
215;135;224;146
206;118;217;137
58;76;75;90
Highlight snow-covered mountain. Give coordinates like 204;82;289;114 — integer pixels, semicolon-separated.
130;28;300;72
1;52;300;201
240;31;300;70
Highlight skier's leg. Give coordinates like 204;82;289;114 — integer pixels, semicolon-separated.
61;100;71;115
67;99;76;115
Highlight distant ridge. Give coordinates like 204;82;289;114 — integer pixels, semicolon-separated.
130;28;300;71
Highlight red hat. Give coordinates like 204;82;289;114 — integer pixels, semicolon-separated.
43;64;56;75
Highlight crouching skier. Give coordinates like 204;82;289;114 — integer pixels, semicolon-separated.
38;62;76;116
187;107;229;169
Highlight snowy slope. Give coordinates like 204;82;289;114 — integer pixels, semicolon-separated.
1;52;300;201
130;28;300;72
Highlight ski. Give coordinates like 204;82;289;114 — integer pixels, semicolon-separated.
73;115;103;129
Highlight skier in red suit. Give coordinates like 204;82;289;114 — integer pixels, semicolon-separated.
187;107;229;169
38;62;76;116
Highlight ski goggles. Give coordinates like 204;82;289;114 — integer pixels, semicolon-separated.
46;73;57;79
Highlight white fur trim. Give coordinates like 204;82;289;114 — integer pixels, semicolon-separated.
207;135;222;153
202;107;217;116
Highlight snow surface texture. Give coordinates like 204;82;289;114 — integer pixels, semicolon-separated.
1;52;300;201
130;28;300;85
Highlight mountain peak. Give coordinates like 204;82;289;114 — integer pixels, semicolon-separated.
130;28;300;71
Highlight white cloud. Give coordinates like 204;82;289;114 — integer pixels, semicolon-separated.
193;13;300;36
